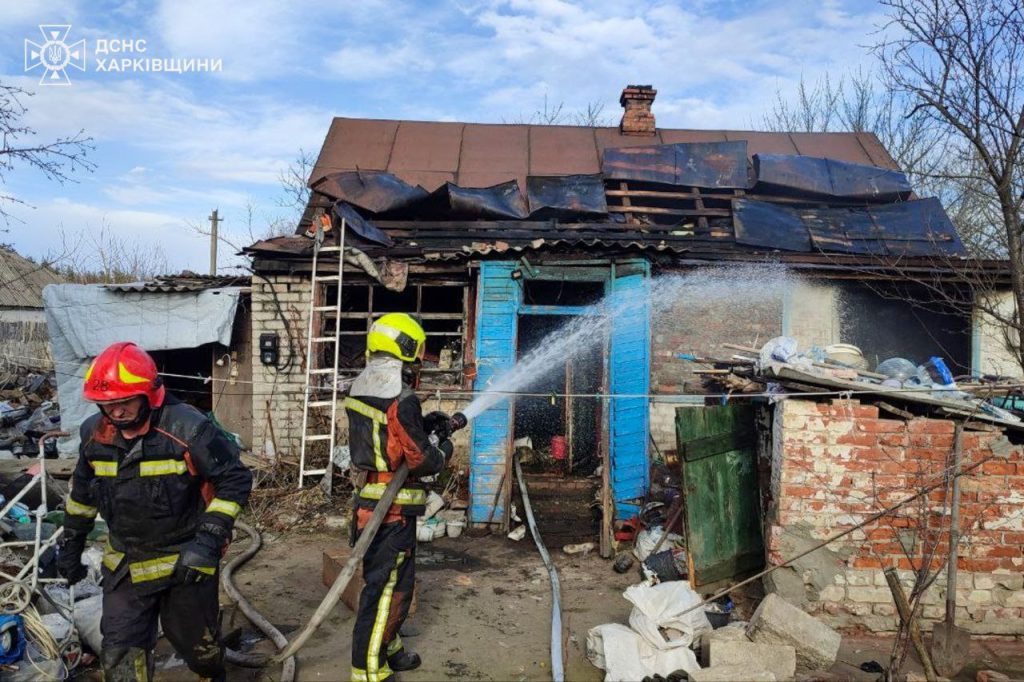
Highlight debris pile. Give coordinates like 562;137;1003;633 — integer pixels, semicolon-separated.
0;369;60;460
588;586;840;681
0;436;89;678
693;338;1024;428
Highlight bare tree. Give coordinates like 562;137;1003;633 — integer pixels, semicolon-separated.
865;0;1024;368
278;148;316;211
58;223;168;283
0;82;95;228
505;94;614;126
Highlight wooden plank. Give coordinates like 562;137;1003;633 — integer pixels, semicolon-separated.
768;366;1024;432
693;186;710;231
607;206;731;217
681;429;755;461
619;181;635;224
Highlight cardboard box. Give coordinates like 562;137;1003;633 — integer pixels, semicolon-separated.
322;547;365;613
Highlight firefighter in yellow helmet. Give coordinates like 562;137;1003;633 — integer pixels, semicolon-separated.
346;313;453;681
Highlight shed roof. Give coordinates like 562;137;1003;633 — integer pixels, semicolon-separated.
309;119;898;193
0;247;65;309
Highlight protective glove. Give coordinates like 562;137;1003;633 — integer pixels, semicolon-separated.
423;411;453;442
57;532;88;586
173;526;225;584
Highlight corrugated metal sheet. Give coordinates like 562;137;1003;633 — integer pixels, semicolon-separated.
608;261;651;516
103;275;249;293
0;247;65;308
469;261;519;524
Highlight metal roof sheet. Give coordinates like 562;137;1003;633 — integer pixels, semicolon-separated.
308;118;897;190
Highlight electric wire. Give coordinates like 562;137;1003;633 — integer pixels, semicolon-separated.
5;350;1022;403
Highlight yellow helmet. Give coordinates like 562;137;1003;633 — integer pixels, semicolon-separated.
367;313;426;362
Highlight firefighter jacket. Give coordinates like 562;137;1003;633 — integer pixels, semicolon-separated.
346;356;446;518
64;394;252;592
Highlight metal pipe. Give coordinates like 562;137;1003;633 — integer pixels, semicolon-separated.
513;454;565;682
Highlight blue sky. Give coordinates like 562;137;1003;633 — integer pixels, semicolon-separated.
1;0;885;274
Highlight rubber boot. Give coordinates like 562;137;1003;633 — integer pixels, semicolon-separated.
389;650;422;672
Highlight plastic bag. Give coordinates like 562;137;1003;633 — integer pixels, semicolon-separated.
625;581;713;649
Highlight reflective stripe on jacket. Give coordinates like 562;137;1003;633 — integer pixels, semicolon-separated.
346;386;445;518
65;394;252;591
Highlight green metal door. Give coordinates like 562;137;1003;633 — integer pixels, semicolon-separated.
676;405;764;587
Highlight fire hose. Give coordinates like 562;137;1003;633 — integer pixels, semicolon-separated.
271;462;409;663
221;521;296;681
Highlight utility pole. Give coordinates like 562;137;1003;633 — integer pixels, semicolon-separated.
208;208;220;275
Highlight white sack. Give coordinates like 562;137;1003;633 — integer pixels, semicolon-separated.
587;623;700;682
625;581;713;649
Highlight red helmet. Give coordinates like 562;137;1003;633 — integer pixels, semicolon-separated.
83;342;165;407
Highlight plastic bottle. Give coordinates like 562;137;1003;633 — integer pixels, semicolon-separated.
7;502;31;524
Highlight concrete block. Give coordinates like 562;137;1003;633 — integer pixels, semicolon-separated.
699;624;750;666
690;665;776;682
710;640;796;681
846;586;892;603
747;594;841;670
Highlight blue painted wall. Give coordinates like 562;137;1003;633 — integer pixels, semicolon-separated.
608;262;651;517
469;261;519;523
469;259;651;523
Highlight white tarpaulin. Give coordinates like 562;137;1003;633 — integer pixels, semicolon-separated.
43;283;243;454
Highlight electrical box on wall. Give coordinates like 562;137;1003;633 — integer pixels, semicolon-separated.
259;333;279;366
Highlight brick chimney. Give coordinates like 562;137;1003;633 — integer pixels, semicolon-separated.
619;84;657;136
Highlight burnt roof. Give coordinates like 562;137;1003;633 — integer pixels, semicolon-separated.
309;118;898;192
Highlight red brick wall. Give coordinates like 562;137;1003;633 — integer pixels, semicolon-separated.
769;398;1024;635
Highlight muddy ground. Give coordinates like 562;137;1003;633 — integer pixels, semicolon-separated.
146;529;1024;682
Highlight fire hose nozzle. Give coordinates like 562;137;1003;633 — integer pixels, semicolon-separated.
449;412;468;432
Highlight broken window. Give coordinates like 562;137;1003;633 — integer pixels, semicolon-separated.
322;283;468;387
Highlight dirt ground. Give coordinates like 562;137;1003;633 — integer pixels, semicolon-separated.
145;529;1024;682
156;529;635;681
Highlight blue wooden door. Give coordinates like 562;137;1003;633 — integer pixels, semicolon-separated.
608;261;651;517
470;261;519;523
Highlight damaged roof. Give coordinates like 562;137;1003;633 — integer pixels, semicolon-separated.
245;117;972;268
103;274;249;293
0;246;65;309
308;119;898;192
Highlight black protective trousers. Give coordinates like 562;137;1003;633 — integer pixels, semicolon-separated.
100;570;224;681
350;519;416;682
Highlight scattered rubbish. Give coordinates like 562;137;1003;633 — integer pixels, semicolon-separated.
824;343;867;369
587;623;699;681
642;548;688;583
876;357;917;382
704;596;734;629
331;445;351;473
0;614;26;665
859;660;884;673
626;581;712;650
423;491;445;520
507;525;526;542
453;574;473;587
635;526;683;562
563;542;595;556
613;551;635;573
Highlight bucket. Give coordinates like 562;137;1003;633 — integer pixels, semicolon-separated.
446;518;466;538
551;435;567;461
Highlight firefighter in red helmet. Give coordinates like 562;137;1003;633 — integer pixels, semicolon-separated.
58;342;252;681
